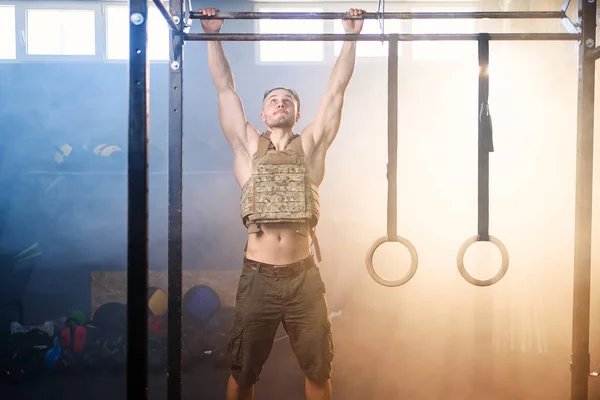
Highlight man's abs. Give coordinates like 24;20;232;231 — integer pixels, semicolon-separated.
245;222;312;265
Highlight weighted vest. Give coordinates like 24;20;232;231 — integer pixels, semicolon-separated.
240;131;321;260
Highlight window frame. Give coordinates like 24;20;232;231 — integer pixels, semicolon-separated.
408;3;481;62
0;0;174;64
101;2;170;64
332;18;406;60
254;3;330;66
0;3;17;63
0;0;493;65
330;1;409;61
17;1;103;63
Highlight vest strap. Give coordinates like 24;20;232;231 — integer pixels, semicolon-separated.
288;135;304;155
247;223;261;234
309;228;322;262
257;131;302;155
256;135;271;157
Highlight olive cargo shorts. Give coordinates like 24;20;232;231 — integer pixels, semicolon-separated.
227;255;334;387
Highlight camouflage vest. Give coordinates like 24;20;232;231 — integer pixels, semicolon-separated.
240;131;321;260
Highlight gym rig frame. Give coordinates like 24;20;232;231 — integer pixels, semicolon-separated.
126;0;597;399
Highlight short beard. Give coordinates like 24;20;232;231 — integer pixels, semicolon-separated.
269;116;294;129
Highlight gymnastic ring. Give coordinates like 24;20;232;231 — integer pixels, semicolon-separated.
456;235;509;287
365;235;419;287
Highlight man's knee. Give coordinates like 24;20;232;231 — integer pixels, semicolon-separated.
229;374;254;390
305;367;333;384
306;376;331;387
305;376;332;400
227;375;254;400
230;367;260;388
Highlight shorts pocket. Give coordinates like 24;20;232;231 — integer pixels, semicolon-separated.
302;266;325;295
227;326;244;368
236;268;255;300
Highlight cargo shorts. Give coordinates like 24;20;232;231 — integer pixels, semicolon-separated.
227;255;334;387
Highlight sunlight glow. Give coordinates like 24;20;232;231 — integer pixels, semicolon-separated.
105;6;170;61
0;6;16;59
258;7;324;62
26;9;96;56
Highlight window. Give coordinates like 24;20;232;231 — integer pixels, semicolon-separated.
258;7;324;63
105;6;170;61
26;9;96;56
0;5;16;59
411;8;477;61
334;19;402;58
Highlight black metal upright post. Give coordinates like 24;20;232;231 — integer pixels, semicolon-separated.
167;0;184;398
571;0;596;399
127;0;149;398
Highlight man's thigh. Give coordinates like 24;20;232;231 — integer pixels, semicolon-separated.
227;264;282;387
282;265;333;382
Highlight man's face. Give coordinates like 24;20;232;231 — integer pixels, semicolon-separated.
260;89;300;129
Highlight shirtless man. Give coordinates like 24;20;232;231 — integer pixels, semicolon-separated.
198;7;365;400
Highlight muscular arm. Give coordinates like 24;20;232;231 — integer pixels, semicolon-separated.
207;41;253;155
308;41;357;154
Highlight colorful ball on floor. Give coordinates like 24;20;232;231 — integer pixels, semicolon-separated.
183;285;220;327
93;302;127;332
148;287;168;317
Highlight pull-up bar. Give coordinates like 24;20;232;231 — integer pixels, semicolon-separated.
188;11;566;20
183;32;580;42
150;0;580;42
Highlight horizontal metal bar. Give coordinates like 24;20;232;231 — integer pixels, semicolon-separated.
588;46;600;60
151;0;179;31
189;11;566;20
184;32;580;42
28;170;232;176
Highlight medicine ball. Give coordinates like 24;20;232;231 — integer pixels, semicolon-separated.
182;285;220;328
92;302;127;333
148;287;168;317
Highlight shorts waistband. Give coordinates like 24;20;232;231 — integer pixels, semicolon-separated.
243;255;316;277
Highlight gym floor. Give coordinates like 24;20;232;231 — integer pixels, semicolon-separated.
1;365;232;400
0;334;307;400
0;315;590;400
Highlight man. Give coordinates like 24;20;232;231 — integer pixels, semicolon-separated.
198;7;365;400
